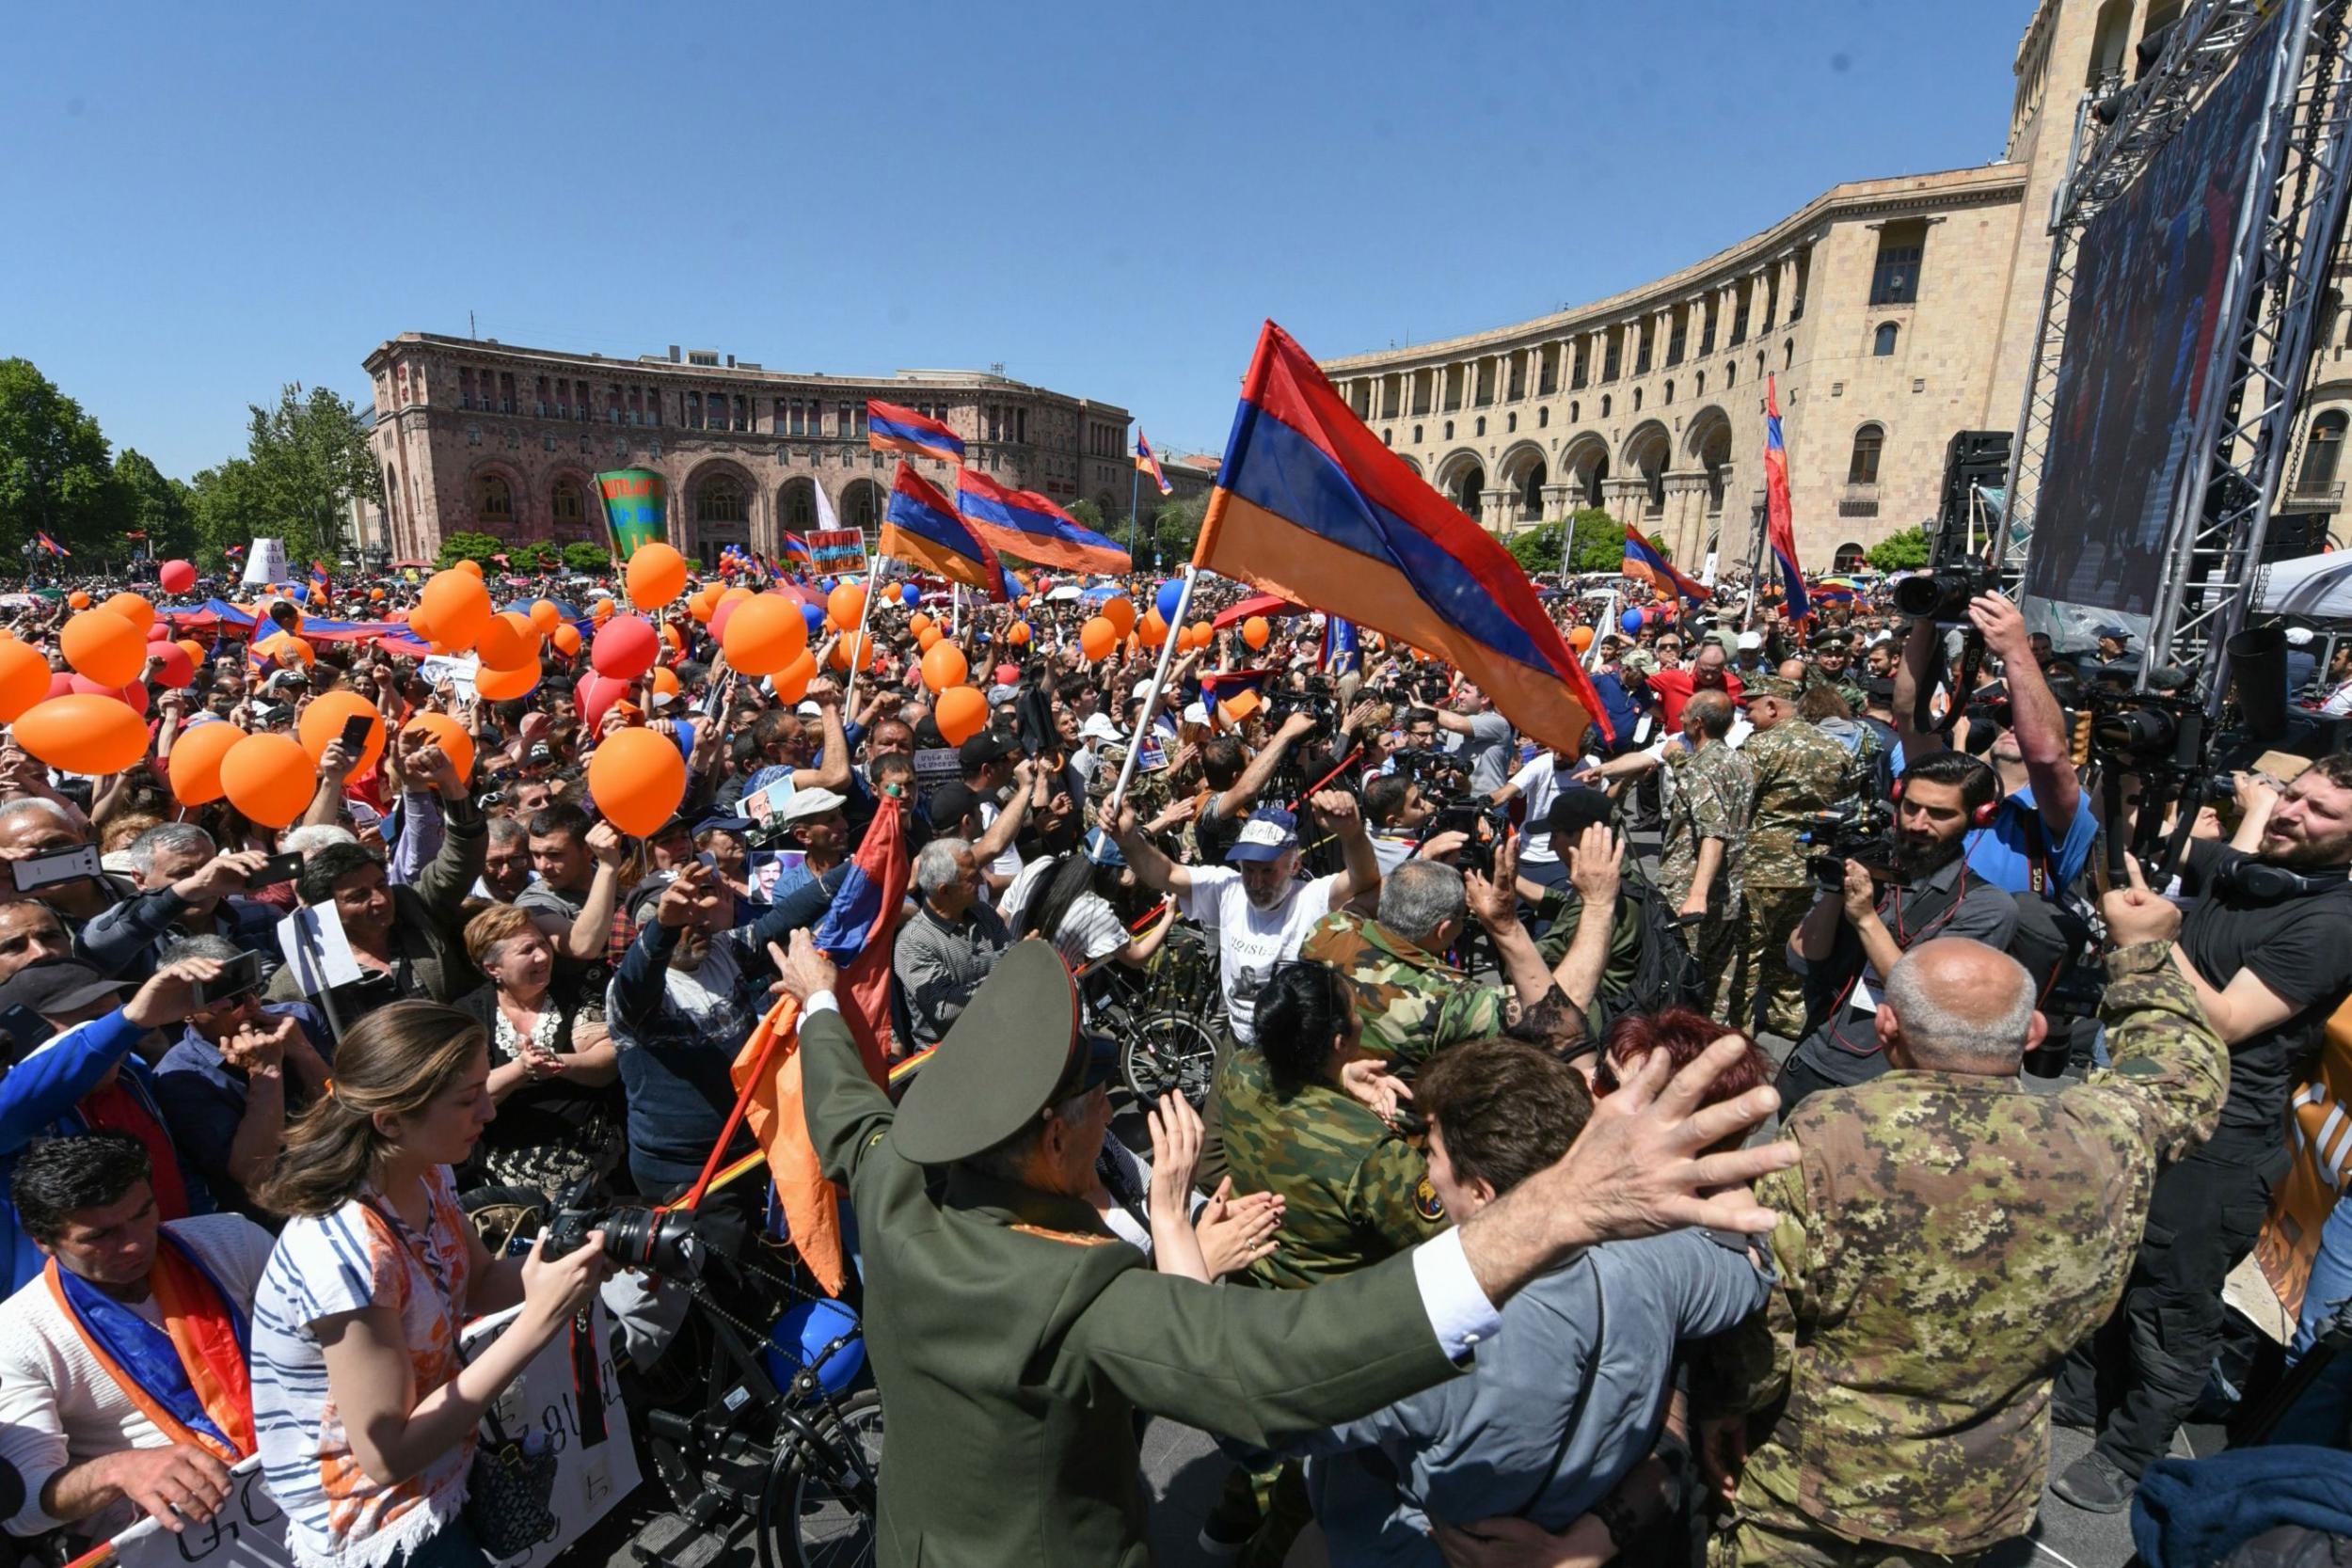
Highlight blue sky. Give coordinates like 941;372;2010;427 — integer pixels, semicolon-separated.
3;1;2032;480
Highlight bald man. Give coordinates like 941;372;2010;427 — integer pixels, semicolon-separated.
1692;896;2228;1566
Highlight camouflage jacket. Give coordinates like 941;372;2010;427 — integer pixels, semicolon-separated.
1799;666;1869;718
1742;718;1863;889
1216;1046;1448;1291
1658;737;1753;914
1299;910;1510;1074
1690;942;2228;1555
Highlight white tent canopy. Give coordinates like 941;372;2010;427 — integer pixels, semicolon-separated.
2259;551;2352;618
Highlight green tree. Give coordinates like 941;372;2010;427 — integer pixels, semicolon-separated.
1506;528;1563;576
1067;499;1104;532
507;541;562;573
0;358;123;560
437;531;504;569
187;458;270;569
1866;525;1931;573
115;449;196;560
242;384;381;564
562;542;613;575
1151;494;1208;567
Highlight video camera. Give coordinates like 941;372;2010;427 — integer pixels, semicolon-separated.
1891;563;2000;626
542;1179;707;1279
1265;676;1340;735
1425;793;1517;877
2080;686;2204;774
1391;748;1470;788
1797;801;1896;889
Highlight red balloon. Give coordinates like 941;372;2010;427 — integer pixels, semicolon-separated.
158;560;198;595
151;643;195;689
69;674;147;715
592;615;660;681
146;621;171;643
577;673;632;727
44;673;73;704
708;594;745;646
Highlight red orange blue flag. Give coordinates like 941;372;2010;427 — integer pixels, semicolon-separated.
1136;432;1173;497
1193;322;1610;750
1620;526;1710;606
1764;373;1808;622
780;531;814;569
866;401;964;466
954;467;1132;576
882;462;1009;602
32;531;68;560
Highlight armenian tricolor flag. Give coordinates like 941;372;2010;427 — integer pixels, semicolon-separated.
32;531;69;560
882;462;1009;602
1200;669;1272;729
309;561;332;604
1194;322;1609;751
867;401;965;466
1136;432;1173;497
1620;525;1710;606
1319;614;1360;673
780;531;814;569
955;468;1132;575
1764;373;1808;622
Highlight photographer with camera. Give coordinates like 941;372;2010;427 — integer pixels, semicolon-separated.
1777;752;2019;1111
2051;753;2352;1513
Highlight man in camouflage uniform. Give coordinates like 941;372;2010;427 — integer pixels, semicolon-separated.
1659;689;1754;1022
1801;631;1871;717
1692;888;2226;1566
1739;677;1860;1037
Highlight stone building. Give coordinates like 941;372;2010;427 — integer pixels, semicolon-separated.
360;334;1135;567
1317;0;2260;572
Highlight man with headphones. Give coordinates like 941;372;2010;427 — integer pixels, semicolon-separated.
1776;752;2019;1111
2052;752;2352;1513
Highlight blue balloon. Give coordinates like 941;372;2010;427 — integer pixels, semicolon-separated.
765;1297;865;1397
902;582;921;607
1620;609;1644;634
819;577;834;592
669;720;695;763
1155;579;1184;621
800;601;826;633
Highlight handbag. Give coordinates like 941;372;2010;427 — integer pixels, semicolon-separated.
463;1396;561;1557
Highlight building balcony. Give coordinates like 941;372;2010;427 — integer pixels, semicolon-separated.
2292;476;2345;503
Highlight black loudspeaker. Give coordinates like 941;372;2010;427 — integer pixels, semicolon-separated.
1933;430;2013;564
2228;624;2290;742
2263;507;2331;563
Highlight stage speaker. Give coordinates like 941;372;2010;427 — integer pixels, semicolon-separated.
2262;506;2332;563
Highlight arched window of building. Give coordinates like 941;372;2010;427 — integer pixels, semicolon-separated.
2300;409;2349;494
1600;395;1612;419
1474;417;1486;437
1568;402;1579;422
697;476;749;527
1695;372;1705;396
1413;424;1423;443
1632;388;1643;412
1833;542;1868;572
1505;413;1517;433
1662;380;1674;405
1518;458;1547;522
1538;407;1549;428
1848;423;1884;485
552;476;585;533
1444;420;1454;439
1451;462;1485;520
1874;323;1899;356
475;472;513;523
1784;340;1795;371
1383;428;1393;445
1725;361;1737;388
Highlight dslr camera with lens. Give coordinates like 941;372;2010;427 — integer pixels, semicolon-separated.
1798;802;1897;889
1891;563;1999;626
541;1179;707;1279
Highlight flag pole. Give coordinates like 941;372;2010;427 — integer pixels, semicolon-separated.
1127;462;1142;574
846;552;883;712
1104;564;1197;819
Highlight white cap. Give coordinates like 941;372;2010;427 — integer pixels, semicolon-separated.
1131;679;1155;701
1183;701;1209;726
2287;626;2316;646
772;786;848;824
1737;630;1764;651
1080;712;1122;744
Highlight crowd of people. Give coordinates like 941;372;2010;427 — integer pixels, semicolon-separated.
0;547;2343;1568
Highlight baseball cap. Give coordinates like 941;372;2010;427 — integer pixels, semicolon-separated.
0;962;130;1027
1131;679;1155;702
927;782;981;832
771;787;848;825
1736;630;1764;652
1226;807;1300;863
2096;624;2132;641
1079;713;1122;744
2287;626;2316;647
987;684;1021;707
959;731;1019;771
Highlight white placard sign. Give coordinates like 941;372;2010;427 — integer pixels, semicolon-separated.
240;541;289;587
275;902;365;997
97;1303;637;1568
1701;550;1721;587
418;654;481;702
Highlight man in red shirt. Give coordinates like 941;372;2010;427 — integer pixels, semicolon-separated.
1642;640;1745;731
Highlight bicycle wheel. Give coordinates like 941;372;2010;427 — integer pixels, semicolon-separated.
760;1389;883;1568
1120;1008;1221;1107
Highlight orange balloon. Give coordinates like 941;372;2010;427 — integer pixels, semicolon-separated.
687;588;717;625
219;733;315;828
262;633;315;670
1242;616;1271;650
660;623;684;655
626;543;689;610
369;587;387;603
14;694;150;776
921;641;968;693
455;559;485;578
718;586;754;611
296;691;386;777
908;612;932;637
1568;625;1595;652
174;639;206;668
587;727;687;836
830;631;874;672
550;623;582;657
774;649;817;703
476;611;541;671
935;686;989;746
827;583;866;630
0;638;52;721
1007;622;1031;647
474;659;541;701
167;720;246;805
592;598;614;623
721;594;809;677
529;599;562;634
1103;597;1136;638
67;593;90;610
1080;616;1118;661
102;594;155;635
650;666;681;697
421;570;493;652
1139;610;1168;648
917;626;943;652
402;712;475;782
61;611;145;689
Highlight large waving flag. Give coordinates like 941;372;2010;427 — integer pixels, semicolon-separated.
32;531;69;560
867;400;965;467
1621;525;1710;606
1199;668;1272;729
955;467;1132;575
726;795;910;1296
780;531;814;571
1764;374;1808;622
1195;322;1610;750
1319;614;1360;673
1136;431;1173;497
882;462;1009;601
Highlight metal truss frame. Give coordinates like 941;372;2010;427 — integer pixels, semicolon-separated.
2000;0;2352;714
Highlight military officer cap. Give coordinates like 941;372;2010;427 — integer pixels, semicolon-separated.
892;939;1119;1165
1815;632;1852;652
1740;674;1802;704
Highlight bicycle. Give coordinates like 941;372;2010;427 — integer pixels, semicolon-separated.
1095;920;1226;1108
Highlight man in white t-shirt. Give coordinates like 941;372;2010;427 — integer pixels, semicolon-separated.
1114;790;1383;1186
0;1133;275;1543
1494;750;1575;892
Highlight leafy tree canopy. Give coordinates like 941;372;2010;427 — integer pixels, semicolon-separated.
1866;526;1931;573
0;358;123;558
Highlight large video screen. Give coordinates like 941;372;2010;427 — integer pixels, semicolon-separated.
2023;37;2273;629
